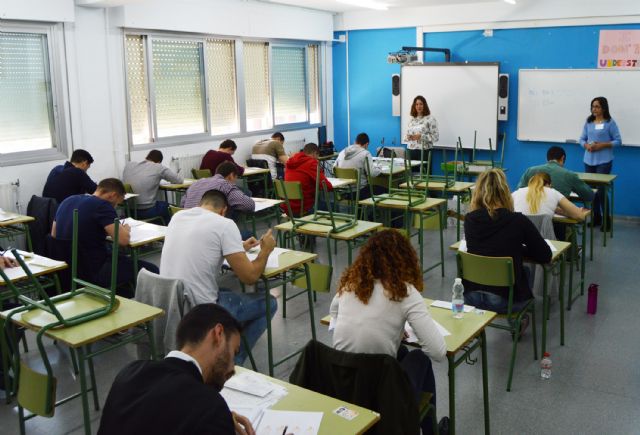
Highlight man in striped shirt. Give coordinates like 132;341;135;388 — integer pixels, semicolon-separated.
181;162;255;218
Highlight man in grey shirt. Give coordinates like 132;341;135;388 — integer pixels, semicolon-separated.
122;150;183;224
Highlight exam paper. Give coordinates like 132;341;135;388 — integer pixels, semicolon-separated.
545;239;558;252
405;320;451;343
431;300;474;313
246;247;289;269
256;410;323;435
221;371;288;427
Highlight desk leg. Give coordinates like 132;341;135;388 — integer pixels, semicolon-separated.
602;185;609;247
560;255;566;347
263;277;275;376
456;194;462;241
589;210;594;261
439;205;445;277
24;224;33;252
86;344;100;411
541;266;549;355
610;182;614;238
76;346;92;435
347;240;353;266
0;318;11;404
448;353;456;435
132;247;139;285
417;212;424;274
481;330;490;435
581;220;587;295
304;263;317;341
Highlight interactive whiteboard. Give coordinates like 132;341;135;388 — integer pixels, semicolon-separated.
518;69;640;146
400;63;499;150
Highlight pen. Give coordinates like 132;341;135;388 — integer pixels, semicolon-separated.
282;426;288;435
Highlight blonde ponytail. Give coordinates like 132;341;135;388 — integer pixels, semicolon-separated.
526;172;551;214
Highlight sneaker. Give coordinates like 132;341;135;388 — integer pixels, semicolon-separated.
438;417;450;435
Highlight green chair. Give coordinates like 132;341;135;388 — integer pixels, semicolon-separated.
191;168;212;179
274;180;306;250
287;262;332;318
456;251;537;392
169;205;184;217
0;210;124;433
333;167;360;215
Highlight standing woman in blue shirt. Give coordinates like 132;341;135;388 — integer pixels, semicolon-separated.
578;96;621;229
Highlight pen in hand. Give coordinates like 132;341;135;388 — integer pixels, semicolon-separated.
282;426;288;435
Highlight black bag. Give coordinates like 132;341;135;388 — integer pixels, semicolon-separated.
319;141;335;156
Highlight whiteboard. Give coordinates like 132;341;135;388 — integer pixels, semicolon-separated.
518;69;640;146
401;63;499;150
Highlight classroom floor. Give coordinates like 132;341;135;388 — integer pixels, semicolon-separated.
1;218;639;434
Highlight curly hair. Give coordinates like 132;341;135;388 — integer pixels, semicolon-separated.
337;229;423;304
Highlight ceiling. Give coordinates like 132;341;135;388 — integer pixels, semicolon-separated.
262;0;498;13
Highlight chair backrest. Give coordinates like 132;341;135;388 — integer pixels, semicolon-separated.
169;205;184;217
333;166;358;181
274;180;304;218
123;183;134;194
17;361;57;418
524;214;556;240
191;168;212;179
27;195;59;256
292;263;332;293
246;158;269;170
290;340;420;435
457;250;514;288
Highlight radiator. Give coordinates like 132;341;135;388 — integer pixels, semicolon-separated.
170;154;204;176
0;180;19;213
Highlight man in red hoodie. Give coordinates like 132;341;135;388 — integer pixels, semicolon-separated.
282;143;333;216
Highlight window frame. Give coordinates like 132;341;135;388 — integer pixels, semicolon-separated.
270;43;310;129
123;30;323;151
0;21;71;167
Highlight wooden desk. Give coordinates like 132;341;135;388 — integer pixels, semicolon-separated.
241;198;283;235
2;296;163;434
243;167;271;197
254;250;318;376
401;180;475;241
159;178;195;206
577;172;616;247
325;177;356;189
274;217;381;266
0;212;34;252
124;219;167;278
450;239;572;355
234;366;380;435
359;197;447;276
553;212;589;308
322;297;496;435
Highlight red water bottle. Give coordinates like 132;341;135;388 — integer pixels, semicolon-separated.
587;283;598;315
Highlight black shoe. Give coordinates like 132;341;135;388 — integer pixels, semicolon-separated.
438;416;450;435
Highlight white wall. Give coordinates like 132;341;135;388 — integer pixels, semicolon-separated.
0;2;334;213
1;0;74;22
335;0;640;31
111;0;334;41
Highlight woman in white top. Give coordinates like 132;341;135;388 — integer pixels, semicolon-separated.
405;95;439;173
330;229;446;434
512;172;588;220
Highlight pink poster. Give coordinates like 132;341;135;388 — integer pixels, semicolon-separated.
598;30;640;69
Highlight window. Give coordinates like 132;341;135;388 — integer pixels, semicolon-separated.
243;41;272;132
272;46;307;125
0;30;55;154
124;32;322;147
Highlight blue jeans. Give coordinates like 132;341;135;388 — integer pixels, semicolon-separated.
464;291;529;315
584;161;612;221
397;345;437;435
217;288;277;364
136;201;171;225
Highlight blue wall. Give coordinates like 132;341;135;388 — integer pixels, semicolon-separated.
333;23;640;217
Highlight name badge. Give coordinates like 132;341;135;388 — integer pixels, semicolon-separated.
595;123;605;130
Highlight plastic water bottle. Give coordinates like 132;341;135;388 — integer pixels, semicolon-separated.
452;278;464;319
540;352;552;379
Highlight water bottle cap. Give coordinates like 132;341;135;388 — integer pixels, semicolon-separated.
543;352;550;357
454;278;462;284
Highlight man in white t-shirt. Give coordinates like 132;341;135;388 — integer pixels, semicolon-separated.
160;189;277;364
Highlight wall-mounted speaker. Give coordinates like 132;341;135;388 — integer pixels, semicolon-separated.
498;73;509;121
392;74;400;117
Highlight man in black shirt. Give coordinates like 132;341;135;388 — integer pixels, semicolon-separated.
98;304;255;435
43;149;97;204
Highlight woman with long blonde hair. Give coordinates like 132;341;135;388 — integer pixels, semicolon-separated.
330;229;446;434
464;169;551;313
512;172;589;219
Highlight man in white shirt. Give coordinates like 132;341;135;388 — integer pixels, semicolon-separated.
334;132;383;199
160;189;277;364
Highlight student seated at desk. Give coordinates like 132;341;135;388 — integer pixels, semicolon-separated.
251;132;288;179
160;190;277;365
98;304;255;435
512;172;589;220
330;230;446;435
200;139;245;176
465;169;551;315
333;132;382;199
283;142;333;216
181;162;255;220
52;178;159;297
43;149;97;204
122;149;183;224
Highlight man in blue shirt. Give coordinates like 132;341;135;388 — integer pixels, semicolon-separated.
52;178;158;296
43;149;97;204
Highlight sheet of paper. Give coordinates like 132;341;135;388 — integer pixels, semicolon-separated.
129;224;166;244
254;200;281;213
256;410;323;435
457;239;467;252
431;300;474;313
246;247;288;269
404;320;451;343
545;239;558;252
328;316;336;331
224;371;275;397
121;218;146;227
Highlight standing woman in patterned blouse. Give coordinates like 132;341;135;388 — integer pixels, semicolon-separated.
405;95;439;174
578;96;621;230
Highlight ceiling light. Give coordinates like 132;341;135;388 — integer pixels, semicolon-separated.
337;0;389;11
504;0;516;4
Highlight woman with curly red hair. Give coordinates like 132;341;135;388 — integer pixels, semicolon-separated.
330;229;446;435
